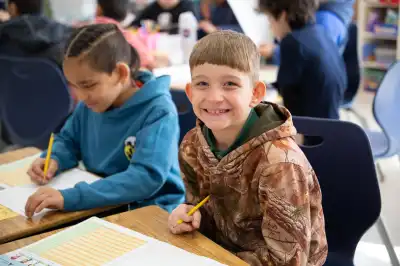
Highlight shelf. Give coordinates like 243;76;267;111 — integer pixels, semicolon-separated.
362;61;391;70
364;1;399;8
364;31;398;40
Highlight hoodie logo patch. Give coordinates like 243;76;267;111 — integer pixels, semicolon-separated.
124;136;136;161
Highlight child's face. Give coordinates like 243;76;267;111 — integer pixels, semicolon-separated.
63;57;126;113
187;63;265;135
157;0;179;9
266;11;291;41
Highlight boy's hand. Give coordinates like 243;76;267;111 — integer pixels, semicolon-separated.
27;158;58;185
168;204;201;234
25;187;64;218
259;43;276;59
0;10;10;22
199;20;217;33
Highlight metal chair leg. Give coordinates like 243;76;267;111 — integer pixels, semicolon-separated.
376;162;385;182
376;217;400;266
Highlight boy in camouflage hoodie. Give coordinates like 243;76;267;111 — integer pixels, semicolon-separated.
168;30;328;266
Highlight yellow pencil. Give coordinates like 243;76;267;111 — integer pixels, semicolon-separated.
177;195;210;224
43;133;55;181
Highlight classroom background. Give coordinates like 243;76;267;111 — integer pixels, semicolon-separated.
0;0;399;265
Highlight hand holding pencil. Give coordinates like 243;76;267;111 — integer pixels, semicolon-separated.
168;196;210;235
27;133;59;185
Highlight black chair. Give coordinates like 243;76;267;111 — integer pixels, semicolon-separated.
292;116;382;265
0;56;71;149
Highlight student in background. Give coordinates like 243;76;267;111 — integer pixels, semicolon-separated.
0;0;72;67
259;0;346;119
197;0;242;38
95;0;156;69
168;30;327;265
260;0;354;63
25;24;185;217
131;0;196;34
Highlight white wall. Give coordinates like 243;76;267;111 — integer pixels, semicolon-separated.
227;0;273;46
49;0;96;24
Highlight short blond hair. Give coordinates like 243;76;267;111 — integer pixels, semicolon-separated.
189;30;260;83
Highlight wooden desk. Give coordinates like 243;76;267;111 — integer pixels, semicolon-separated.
0;206;249;265
0;148;40;165
0;148;117;245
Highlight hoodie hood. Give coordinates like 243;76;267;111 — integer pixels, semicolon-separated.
0;15;71;52
103;71;172;118
195;102;297;164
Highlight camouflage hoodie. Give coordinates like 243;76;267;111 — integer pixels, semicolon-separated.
179;103;328;266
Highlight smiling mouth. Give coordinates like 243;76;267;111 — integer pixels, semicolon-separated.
203;109;230;115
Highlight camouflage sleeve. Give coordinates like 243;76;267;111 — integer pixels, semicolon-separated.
179;152;201;205
178;150;218;241
237;163;328;266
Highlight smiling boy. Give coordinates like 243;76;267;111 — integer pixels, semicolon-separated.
168;30;328;266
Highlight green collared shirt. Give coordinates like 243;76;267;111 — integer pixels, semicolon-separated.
203;109;259;160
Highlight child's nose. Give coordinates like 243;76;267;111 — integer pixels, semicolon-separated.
205;88;224;102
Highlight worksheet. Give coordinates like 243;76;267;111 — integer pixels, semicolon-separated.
4;217;226;266
0;169;99;217
0;154;39;187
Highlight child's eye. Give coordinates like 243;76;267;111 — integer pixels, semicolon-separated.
223;81;239;89
83;83;97;90
195;81;208;88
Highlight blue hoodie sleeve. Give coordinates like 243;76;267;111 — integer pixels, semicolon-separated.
59;110;180;211
42;105;82;172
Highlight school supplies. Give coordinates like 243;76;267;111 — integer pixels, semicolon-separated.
0;169;99;217
4;217;226;266
177;195;210;225
43;133;55;181
0;255;25;266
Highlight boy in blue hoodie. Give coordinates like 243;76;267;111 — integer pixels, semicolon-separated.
25;23;185;217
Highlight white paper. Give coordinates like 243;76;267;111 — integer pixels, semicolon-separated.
0;154;40;172
0;169;99;217
6;217;226;266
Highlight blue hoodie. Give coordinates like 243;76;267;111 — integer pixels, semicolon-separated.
319;0;354;27
42;71;185;212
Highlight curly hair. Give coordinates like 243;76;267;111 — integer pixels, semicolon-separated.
258;0;318;29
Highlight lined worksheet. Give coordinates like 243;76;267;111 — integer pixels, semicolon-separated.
5;217;226;266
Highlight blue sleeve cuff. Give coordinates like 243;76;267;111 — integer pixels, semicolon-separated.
60;187;81;211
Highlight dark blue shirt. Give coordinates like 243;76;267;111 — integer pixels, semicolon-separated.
276;24;346;119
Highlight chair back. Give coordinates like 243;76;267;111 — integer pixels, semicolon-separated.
292;116;381;260
342;22;361;106
0;56;71;149
372;61;400;153
170;89;196;143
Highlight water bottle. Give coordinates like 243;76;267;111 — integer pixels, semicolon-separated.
179;12;198;64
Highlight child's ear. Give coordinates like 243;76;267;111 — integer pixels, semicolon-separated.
185;83;193;103
115;62;130;85
250;81;266;107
